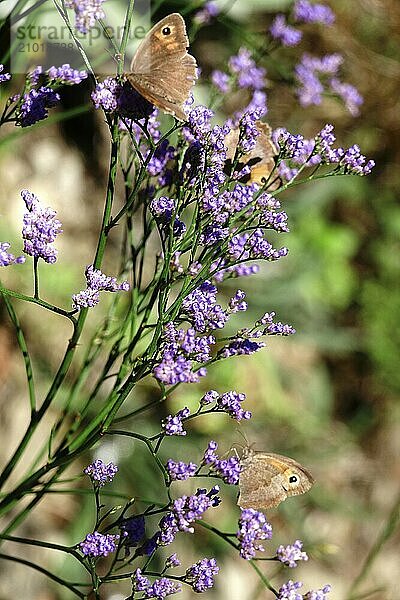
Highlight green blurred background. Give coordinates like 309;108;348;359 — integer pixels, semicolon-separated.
0;0;399;598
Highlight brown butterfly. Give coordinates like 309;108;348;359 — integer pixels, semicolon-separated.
224;121;280;188
125;13;197;121
238;449;314;510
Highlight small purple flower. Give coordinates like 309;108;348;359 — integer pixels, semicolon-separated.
277;580;303;600
0;242;25;267
158;487;220;545
202;440;242;485
276;540;309;568
185;557;219;592
162;407;190;436
216;391;252;421
91;77;119;111
79;531;119;557
166;459;198;481
237;508;273;560
165;553;181;568
47;64;88;84
195;1;220;24
294;0;335;25
259;311;296;336
83;458;118;486
132;568;181;598
17;86;60;127
270;15;303;46
0;64;11;83
229;48;266;90
72;265;129;310
200;390;220;405
211;70;230;93
329;78;363;116
21;189;62;263
304;584;332;599
65;0;107;34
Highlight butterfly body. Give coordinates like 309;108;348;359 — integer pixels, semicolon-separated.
126;14;197;121
238;450;314;510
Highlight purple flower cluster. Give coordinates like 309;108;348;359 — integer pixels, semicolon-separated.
270;15;303;47
65;0;107;34
229;48;266;91
0;64;11;83
194;1;219;25
258;311;296;336
278;581;332;600
228;229;289;262
47;64;88;84
0;242;25;267
185;557;219;592
79;531;119;557
153;323;214;385
276;539;309;567
121;515;145;549
165;553;181;568
294;0;335;25
132;568;181;598
158;487;220;545
162;407;190;436
72;264;129;309
202;440;242;484
83;459;118;486
183;282;247;333
91;77;118;111
166;459;198;480
237;508;273;560
21;189;62;263
17;86;60;127
150;195;186;237
202;390;252;421
219;338;265;359
295;53;363;115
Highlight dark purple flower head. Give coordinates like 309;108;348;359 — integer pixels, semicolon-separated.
166;459;198;481
21;189;62;263
65;0;107;34
117;80;155;120
79;531;119;557
121;515;146;550
47;64;88;84
162;407;190;436
0;64;11;83
158;487;220;545
294;0;335;25
185;557;219;592
84;458;118;486
219;338;266;358
276;540;309;567
132;568;182;598
237;508;273;560
17;86;60;127
270;15;303;46
0;242;25;267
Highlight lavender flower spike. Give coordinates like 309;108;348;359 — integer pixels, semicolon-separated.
237;508;273;560
79;531;119;557
84;458;118;486
21;189;62;263
185;557;219;592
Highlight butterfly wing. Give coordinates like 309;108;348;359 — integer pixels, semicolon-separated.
238;454;287;510
127;14;197;121
238;452;314;510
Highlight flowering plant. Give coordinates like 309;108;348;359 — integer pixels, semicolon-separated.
0;1;375;598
